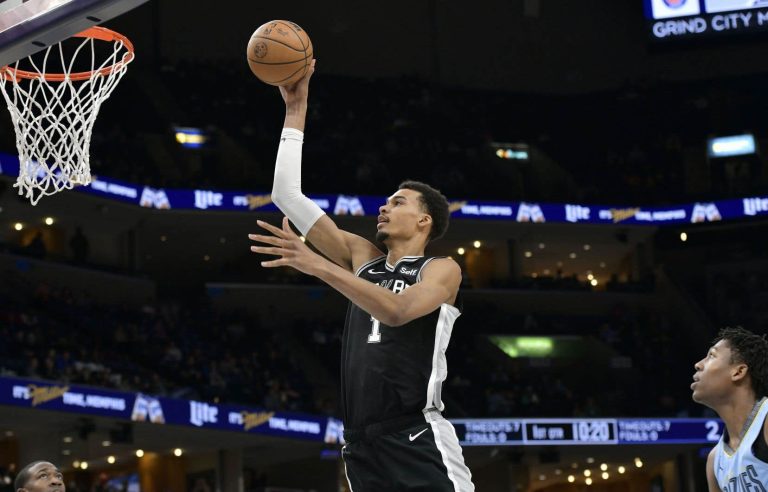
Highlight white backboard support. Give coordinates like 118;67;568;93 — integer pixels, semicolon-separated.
0;0;147;67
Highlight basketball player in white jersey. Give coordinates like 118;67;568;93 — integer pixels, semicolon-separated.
249;60;474;491
692;327;768;491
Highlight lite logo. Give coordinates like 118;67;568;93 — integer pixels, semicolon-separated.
743;197;768;216
194;190;223;209
691;203;722;223
516;202;545;223
190;401;218;427
565;204;591;223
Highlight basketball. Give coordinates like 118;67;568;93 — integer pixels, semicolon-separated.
246;20;313;87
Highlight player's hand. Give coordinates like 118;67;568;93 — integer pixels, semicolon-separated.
279;59;315;107
249;217;321;276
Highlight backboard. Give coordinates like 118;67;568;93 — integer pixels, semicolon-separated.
0;0;147;67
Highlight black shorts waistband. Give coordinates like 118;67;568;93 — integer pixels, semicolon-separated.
343;412;430;443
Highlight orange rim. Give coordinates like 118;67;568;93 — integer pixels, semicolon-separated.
0;26;134;82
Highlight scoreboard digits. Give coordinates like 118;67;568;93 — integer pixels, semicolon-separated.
525;420;618;445
575;420;613;443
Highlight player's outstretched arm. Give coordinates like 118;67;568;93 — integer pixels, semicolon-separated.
271;60;383;272
249;219;460;325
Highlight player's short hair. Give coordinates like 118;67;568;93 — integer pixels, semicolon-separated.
15;461;45;491
398;180;450;241
715;326;768;397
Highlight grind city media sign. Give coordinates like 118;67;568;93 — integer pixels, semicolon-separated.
645;0;768;40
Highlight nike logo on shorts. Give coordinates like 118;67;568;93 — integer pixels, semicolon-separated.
368;269;386;274
409;428;429;442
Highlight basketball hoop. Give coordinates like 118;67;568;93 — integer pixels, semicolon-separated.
0;26;134;205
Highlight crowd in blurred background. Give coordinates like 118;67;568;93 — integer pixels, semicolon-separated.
40;62;762;206
0;269;318;415
0;258;718;420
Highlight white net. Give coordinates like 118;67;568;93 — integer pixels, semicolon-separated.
0;28;133;205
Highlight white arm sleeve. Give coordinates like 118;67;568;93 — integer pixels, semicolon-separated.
271;128;326;236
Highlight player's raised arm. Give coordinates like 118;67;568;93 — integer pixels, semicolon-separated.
271;60;383;272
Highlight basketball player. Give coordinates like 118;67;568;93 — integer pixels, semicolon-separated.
249;60;474;491
692;327;768;491
14;461;64;492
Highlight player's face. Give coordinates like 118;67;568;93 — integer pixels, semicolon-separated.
18;462;64;492
376;189;429;243
692;339;741;406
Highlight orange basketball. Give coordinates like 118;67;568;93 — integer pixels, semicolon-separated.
246;20;313;87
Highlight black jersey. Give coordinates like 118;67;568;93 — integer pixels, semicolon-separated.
340;255;462;429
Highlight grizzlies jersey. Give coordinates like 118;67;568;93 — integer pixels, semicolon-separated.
714;397;768;491
341;255;461;429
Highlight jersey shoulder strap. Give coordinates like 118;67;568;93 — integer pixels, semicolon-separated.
752;400;768;462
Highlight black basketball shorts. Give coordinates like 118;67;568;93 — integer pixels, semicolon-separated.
342;411;474;491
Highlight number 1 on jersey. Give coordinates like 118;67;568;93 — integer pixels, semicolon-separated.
368;316;381;343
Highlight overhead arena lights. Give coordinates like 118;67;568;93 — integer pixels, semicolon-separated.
174;127;208;149
489;336;554;358
708;134;756;158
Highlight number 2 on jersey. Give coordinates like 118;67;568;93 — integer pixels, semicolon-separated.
368;316;381;343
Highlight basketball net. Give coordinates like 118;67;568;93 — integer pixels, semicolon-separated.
0;27;134;205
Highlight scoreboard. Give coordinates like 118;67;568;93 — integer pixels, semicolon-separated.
643;0;768;40
453;418;723;446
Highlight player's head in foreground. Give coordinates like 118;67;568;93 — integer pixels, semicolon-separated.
15;461;64;492
375;180;450;249
692;326;768;408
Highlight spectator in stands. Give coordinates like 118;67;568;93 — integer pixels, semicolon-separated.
23;232;46;260
69;227;89;265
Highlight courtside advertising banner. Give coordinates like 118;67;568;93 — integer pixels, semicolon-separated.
1;152;767;225
0;376;343;443
0;377;725;447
